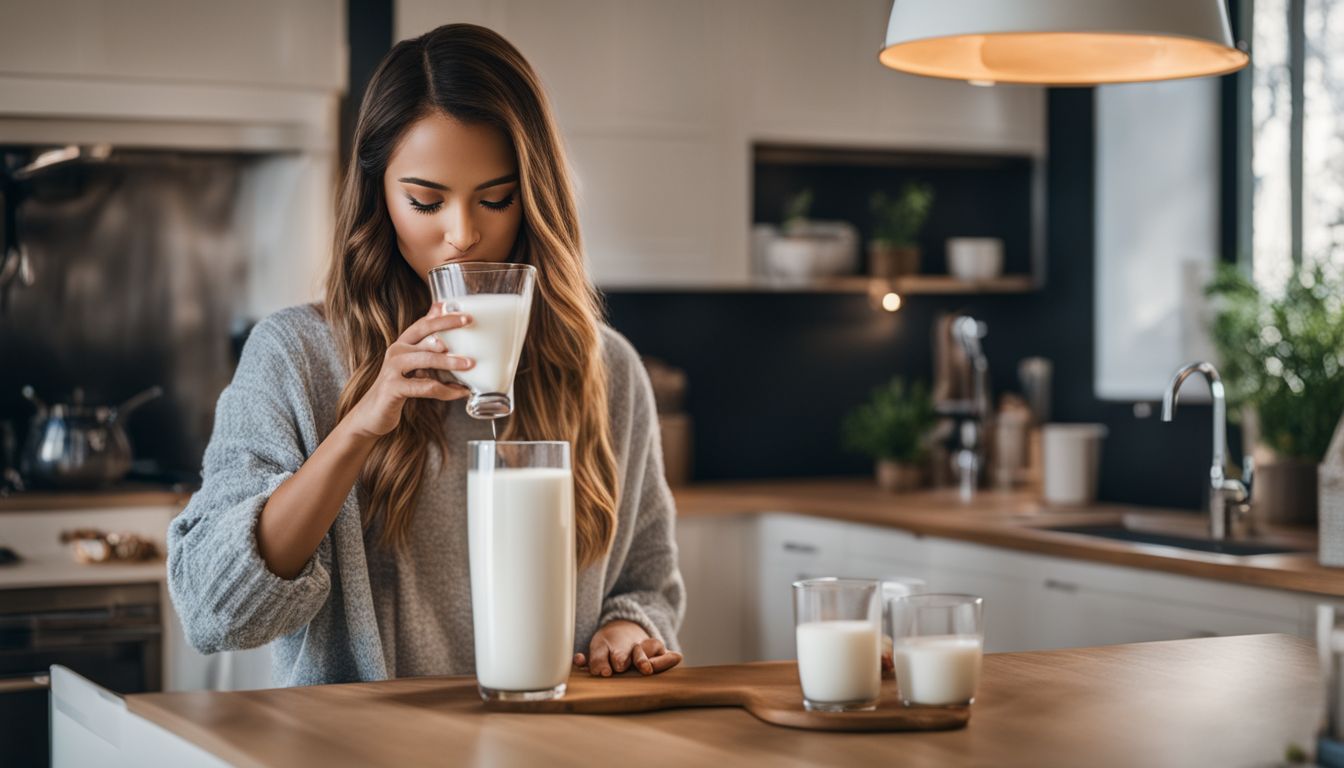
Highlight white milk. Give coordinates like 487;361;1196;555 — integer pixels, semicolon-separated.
468;467;575;693
893;635;984;705
436;294;531;395
795;620;881;704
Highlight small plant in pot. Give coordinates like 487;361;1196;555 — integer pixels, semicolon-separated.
868;183;934;279
842;377;937;492
1206;261;1344;525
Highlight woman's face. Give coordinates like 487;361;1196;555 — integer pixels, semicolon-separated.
384;112;523;280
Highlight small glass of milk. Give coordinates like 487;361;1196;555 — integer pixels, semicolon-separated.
792;578;882;712
428;262;536;420
888;593;984;707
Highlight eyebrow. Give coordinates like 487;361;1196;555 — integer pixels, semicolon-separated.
398;173;519;192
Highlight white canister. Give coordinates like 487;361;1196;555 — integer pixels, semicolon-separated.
946;237;1004;281
1041;423;1108;505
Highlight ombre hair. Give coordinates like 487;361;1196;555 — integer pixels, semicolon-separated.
324;24;618;566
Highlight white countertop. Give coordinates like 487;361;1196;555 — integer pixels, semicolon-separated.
0;551;166;589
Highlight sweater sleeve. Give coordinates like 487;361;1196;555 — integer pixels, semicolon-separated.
167;314;333;654
598;341;687;649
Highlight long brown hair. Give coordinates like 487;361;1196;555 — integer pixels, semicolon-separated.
325;24;618;566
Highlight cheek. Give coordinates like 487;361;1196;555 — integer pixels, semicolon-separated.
389;207;439;253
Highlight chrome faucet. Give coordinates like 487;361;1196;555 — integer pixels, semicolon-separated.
1161;361;1252;540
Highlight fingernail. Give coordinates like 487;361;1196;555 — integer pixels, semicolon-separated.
458;314;472;326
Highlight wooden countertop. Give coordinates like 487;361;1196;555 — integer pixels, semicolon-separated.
672;478;1344;597
126;634;1320;768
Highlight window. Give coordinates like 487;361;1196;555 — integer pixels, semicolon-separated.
1251;0;1344;289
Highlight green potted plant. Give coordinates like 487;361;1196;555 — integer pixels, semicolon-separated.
1207;261;1344;524
868;183;934;278
842;377;937;492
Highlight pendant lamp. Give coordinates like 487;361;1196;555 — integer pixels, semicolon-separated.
879;0;1248;85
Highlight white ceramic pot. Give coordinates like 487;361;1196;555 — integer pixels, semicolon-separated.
946;237;1004;281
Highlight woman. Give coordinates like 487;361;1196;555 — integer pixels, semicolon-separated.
168;23;685;686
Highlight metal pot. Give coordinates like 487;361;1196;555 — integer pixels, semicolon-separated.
19;385;162;489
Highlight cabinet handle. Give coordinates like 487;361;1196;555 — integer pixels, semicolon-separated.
783;542;819;555
1044;578;1079;593
0;675;49;694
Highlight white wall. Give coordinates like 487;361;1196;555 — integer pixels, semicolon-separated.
395;0;1046;287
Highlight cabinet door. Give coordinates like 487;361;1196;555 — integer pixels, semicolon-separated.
754;513;852;660
674;514;757;665
0;0;344;90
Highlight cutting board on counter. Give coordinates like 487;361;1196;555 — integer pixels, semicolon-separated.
483;661;969;732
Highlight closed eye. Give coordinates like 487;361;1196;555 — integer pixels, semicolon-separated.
480;193;515;212
406;194;442;215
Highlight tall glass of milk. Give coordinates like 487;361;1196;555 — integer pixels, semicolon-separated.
468;440;576;702
888;593;985;707
792;578;882;712
428;262;536;420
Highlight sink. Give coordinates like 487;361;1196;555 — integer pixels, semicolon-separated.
1043;523;1309;556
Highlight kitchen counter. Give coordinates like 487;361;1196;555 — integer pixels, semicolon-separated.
123;634;1319;767
672;478;1344;597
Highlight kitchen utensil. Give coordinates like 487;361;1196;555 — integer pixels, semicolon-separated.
20;385;163;488
1017;357;1052;425
484;661;969;732
946;238;1003;281
1042;423;1107;505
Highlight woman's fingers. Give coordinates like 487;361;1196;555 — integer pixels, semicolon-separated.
572;652;588;669
587;640;614;678
396;308;472;346
631;643;652;675
639;638;682;674
401;377;469;402
388;346;474;376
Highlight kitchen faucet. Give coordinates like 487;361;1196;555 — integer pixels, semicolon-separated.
1161;361;1252;540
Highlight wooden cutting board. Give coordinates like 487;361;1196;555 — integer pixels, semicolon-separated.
483;661;969;732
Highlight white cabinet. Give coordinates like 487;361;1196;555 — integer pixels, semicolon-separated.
0;0;346;91
395;0;1045;287
674;513;758;665
724;512;1328;661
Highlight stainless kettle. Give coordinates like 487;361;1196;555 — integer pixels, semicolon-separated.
20;385;163;488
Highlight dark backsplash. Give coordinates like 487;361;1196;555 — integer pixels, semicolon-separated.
606;89;1223;512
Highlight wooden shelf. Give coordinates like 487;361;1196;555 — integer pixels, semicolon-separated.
600;274;1038;295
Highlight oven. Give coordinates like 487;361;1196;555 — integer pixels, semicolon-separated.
0;583;161;767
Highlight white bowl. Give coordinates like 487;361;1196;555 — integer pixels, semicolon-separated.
946;237;1004;281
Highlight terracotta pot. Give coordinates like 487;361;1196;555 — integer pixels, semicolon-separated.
1253;457;1318;526
876;459;923;493
867;242;919;279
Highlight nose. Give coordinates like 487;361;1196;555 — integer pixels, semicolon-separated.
443;201;479;254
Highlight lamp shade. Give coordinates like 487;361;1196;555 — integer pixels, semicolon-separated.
880;0;1248;85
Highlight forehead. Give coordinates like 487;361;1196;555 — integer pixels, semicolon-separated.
387;111;515;181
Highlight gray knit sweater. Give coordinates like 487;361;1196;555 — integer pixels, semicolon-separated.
167;304;685;687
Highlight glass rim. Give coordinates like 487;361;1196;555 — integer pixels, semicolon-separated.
889;592;983;607
791;576;880;590
428;261;536;275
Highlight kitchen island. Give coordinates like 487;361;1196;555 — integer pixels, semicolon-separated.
112;634;1318;767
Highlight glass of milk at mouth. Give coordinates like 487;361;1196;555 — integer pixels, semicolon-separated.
792;578;882;712
888;593;984;707
428;262;536;420
468;440;576;702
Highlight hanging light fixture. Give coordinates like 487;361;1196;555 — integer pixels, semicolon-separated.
879;0;1248;86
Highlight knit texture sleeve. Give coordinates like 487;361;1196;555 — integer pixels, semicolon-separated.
597;330;686;649
167;312;333;653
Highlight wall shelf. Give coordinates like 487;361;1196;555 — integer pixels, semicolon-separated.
600;274;1039;295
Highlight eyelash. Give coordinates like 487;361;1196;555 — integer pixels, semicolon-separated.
406;194;516;215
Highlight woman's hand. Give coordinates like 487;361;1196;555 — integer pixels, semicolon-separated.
343;306;474;440
573;620;683;677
